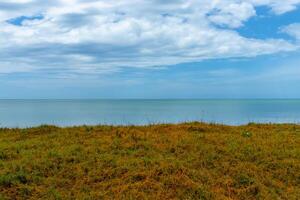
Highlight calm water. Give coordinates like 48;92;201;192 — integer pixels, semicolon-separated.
0;99;300;128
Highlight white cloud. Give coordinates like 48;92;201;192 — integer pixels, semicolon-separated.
208;2;256;28
0;0;299;75
282;23;300;41
248;0;300;14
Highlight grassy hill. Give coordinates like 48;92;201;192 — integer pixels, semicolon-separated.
0;123;299;199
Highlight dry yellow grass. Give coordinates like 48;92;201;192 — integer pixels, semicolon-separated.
0;122;299;199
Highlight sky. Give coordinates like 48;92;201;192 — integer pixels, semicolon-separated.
0;0;300;99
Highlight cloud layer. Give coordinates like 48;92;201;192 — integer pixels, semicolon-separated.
0;0;300;74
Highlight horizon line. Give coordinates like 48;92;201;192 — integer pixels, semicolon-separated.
1;98;300;101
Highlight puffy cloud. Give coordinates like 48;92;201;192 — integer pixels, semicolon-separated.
0;0;299;75
207;2;256;28
282;23;300;41
248;0;300;14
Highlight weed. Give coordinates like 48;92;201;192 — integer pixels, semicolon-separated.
242;131;252;138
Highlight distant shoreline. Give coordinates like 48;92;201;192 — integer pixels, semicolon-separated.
1;121;300;129
1;98;300;100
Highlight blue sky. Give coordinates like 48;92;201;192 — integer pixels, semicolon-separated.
0;0;300;99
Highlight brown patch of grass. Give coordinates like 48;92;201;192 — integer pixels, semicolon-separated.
0;123;299;199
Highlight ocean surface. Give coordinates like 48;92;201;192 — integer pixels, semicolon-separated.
0;99;300;128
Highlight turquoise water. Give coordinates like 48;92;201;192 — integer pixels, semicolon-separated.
0;99;300;127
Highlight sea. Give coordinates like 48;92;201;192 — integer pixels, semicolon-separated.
0;99;300;128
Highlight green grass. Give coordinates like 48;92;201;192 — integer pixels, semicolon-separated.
0;123;299;199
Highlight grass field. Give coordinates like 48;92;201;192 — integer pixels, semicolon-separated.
0;122;299;199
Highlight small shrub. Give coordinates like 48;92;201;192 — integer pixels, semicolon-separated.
0;151;8;160
183;186;213;200
0;171;29;187
242;131;252;138
0;174;15;187
234;174;255;188
46;188;62;200
19;186;32;197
